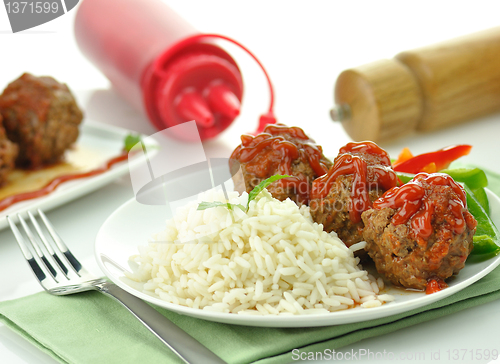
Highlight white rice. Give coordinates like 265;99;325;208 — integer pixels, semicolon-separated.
126;188;393;315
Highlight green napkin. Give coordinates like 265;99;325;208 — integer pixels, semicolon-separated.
1;166;500;364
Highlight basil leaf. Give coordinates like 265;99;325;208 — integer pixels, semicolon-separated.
233;204;246;212
247;174;291;209
197;201;245;212
197;201;229;210
124;134;142;152
197;174;290;213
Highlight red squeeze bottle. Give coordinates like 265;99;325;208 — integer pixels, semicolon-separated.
74;0;276;140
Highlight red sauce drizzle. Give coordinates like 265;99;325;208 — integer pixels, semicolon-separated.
310;141;398;223
311;155;369;223
0;152;129;212
262;124;310;140
373;172;478;240
231;124;330;204
339;141;392;166
426;278;448;294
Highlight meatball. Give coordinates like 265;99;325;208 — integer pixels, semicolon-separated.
0;73;83;169
362;172;477;291
0;115;18;186
229;124;332;204
310;141;398;247
311;174;386;248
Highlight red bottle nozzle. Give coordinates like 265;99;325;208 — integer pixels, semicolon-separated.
258;112;277;133
205;82;241;119
175;89;215;128
149;34;277;139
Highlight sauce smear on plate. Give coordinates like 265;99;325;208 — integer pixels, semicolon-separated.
0;147;128;212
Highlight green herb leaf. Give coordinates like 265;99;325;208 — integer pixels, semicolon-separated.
197;201;245;212
233;204;246;212
247;174;291;209
197;201;228;210
197;174;290;213
124;134;142;152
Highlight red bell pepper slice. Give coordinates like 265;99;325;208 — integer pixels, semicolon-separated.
393;145;472;174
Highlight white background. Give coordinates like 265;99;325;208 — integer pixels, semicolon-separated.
1;1;500;363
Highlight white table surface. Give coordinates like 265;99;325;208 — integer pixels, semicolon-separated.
1;1;500;363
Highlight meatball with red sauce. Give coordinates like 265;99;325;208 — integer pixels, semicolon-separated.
229;124;332;204
309;141;398;248
0;115;18;186
362;172;477;292
0;73;83;169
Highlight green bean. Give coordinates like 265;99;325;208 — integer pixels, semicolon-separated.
463;185;500;260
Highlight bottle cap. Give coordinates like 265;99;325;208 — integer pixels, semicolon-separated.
143;34;276;140
153;44;243;139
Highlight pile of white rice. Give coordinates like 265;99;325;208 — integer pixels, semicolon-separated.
126;189;393;315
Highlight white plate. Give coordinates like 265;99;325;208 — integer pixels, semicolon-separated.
95;189;500;328
0;120;158;230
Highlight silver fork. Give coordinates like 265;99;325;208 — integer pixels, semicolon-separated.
7;209;226;364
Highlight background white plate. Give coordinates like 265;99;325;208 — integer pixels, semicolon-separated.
95;189;500;328
0;120;158;230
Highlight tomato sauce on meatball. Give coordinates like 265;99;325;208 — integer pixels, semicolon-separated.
229;124;332;204
362;172;477;292
310;141;398;248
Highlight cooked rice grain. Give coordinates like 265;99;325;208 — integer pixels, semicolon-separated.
126;189;392;315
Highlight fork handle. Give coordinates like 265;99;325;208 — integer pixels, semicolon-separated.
96;282;227;364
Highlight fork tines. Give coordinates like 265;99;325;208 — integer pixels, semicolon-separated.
7;210;83;288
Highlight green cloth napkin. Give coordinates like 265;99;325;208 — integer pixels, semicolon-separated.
1;166;500;364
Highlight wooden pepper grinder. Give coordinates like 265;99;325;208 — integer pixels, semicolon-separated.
331;27;500;142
